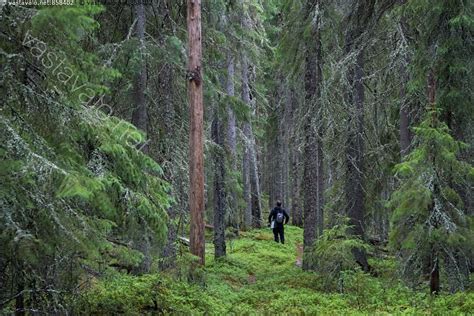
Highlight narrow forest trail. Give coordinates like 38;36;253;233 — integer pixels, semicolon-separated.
204;225;332;314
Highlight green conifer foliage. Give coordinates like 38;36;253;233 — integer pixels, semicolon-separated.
389;109;474;292
0;5;171;312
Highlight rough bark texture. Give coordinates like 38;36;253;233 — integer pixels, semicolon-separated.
249;132;262;228
345;49;370;272
187;0;205;265
131;1;148;152
302;0;324;271
290;146;302;226
212;113;226;259
225;53;239;231
241;53;262;228
242;138;252;229
289;85;302;226
271;82;290;209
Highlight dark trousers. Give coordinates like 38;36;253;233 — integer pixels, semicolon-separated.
273;225;285;244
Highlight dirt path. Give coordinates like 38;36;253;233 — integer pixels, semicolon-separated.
295;243;303;267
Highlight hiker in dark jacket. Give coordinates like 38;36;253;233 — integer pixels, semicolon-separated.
268;200;289;244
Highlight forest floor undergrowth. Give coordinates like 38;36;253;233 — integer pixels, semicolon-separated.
79;226;474;315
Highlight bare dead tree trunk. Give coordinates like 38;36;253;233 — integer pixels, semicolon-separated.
212;111;226;259
302;0;324;271
131;1;148;152
187;0;205;265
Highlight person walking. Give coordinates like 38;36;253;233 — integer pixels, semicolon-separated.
268;200;289;244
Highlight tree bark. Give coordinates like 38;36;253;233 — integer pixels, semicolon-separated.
290;147;302;226
302;0;324;271
288;84;302;226
341;0;387;272
399;54;411;157
241;53;262;228
345;47;370;272
212;111;226;259
187;0;205;265
131;1;148;152
225;53;240;232
427;68;441;294
242;137;252;229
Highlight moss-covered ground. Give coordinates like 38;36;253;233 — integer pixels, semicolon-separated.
79;226;474;315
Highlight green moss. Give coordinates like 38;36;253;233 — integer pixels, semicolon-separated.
78;226;473;315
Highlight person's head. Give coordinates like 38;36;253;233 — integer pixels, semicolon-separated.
276;200;282;207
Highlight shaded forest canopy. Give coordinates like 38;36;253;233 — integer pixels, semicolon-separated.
0;0;473;314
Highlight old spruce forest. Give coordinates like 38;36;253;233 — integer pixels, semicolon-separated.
1;0;473;314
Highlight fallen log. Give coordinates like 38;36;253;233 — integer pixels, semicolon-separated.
178;236;190;246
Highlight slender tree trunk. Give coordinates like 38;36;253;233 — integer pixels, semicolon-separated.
290;147;302;226
131;1;151;272
430;258;440;294
15;280;24;316
249;134;262;228
345;47;370;272
131;1;148;152
272;81;290;209
302;0;324;271
160;62;179;270
242;142;252;229
399;60;411;157
187;0;205;265
289;85;302;226
241;54;262;228
267;139;275;210
212;111;226;258
225;53;240;232
427;68;441;294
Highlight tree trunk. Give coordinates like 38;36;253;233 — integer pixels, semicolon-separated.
131;1;148;152
289;84;302;226
225;53;240;232
399;59;411;157
290;145;302;227
302;0;324;271
345;47;370;272
242;140;252;229
130;1;151;273
241;53;262;228
187;0;205;265
15;280;24;316
159;61;179;270
212;112;226;259
271;81;290;209
249;133;262;228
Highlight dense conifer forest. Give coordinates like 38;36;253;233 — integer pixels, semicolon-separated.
1;0;473;314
